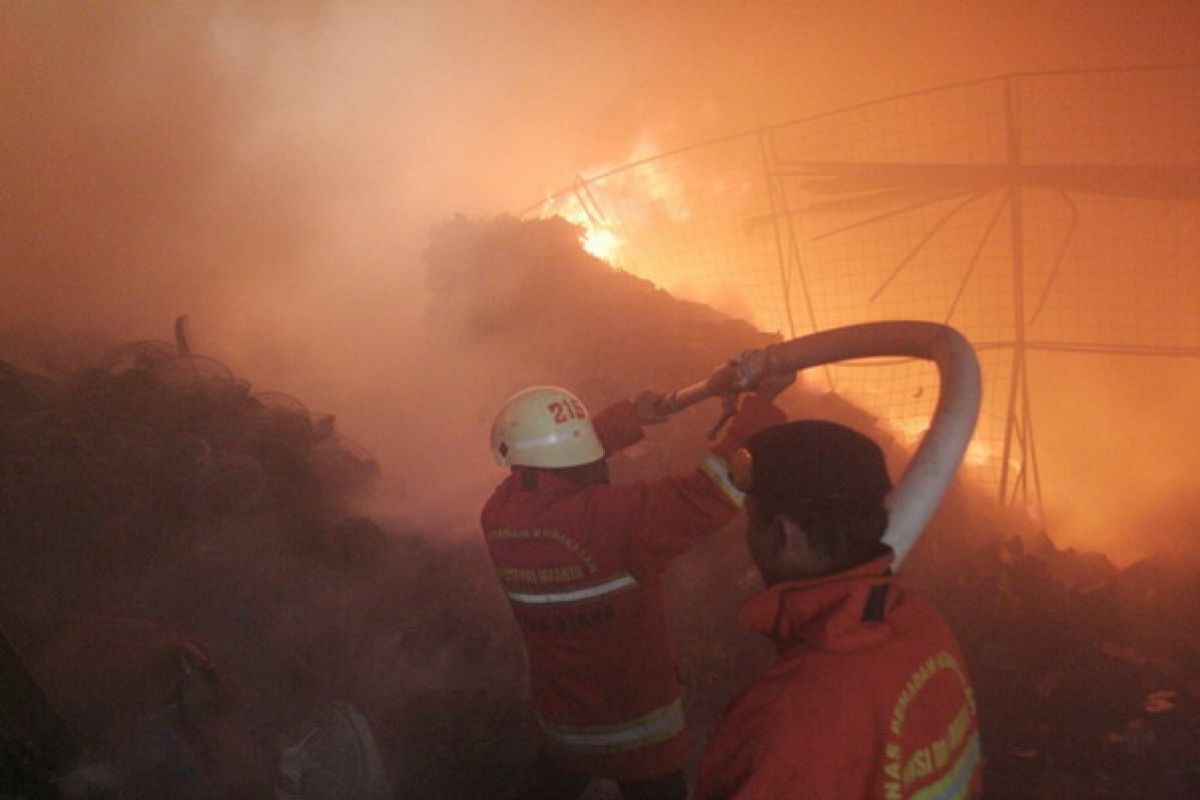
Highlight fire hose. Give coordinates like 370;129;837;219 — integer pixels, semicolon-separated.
655;321;982;569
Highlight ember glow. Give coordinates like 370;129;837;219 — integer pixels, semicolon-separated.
582;225;621;262
536;193;625;263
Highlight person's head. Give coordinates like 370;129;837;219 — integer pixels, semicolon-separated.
490;386;608;486
737;421;893;584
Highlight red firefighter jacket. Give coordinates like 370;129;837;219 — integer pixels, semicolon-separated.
695;557;982;800
481;395;784;782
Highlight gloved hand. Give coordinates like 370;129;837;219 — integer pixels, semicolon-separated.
634;391;670;425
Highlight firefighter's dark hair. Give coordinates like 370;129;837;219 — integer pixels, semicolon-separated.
778;501;891;570
745;420;893;570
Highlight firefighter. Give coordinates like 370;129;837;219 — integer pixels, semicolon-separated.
694;420;982;799
482;375;793;800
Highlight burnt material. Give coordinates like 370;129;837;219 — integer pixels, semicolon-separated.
0;626;77;798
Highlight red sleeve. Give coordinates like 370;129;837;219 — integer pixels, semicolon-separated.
620;395;786;576
592;398;645;456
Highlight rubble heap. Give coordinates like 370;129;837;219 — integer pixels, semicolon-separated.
922;533;1200;798
424;214;780;417
0;339;390;635
0;339;527;799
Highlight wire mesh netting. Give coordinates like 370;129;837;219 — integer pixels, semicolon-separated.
527;66;1200;502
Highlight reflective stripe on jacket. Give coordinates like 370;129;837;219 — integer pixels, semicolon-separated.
695;557;983;799
540;697;686;754
482;395;785;782
505;570;639;606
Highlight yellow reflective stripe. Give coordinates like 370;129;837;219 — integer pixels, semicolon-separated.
701;455;745;507
542;699;685;754
506;572;638;605
909;731;981;800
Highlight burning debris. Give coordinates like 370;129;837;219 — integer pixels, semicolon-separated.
424;214;780;417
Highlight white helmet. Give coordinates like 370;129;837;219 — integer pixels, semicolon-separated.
491;386;605;468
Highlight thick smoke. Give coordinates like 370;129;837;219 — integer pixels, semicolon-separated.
7;2;1197;567
3;3;1200;797
1030;353;1200;564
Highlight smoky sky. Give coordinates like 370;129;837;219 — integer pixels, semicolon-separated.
2;1;1199;561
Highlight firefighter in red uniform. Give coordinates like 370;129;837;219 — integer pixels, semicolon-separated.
482;377;792;800
694;420;983;800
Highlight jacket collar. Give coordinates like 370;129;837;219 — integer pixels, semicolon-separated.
739;556;898;652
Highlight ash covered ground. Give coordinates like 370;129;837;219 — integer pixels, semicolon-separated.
2;217;1198;798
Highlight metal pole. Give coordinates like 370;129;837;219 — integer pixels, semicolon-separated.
998;75;1029;505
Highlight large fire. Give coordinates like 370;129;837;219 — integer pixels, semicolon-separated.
534;154;1011;490
531;192;624;263
532;139;695;273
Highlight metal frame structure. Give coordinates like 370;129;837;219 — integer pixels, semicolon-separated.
527;66;1200;513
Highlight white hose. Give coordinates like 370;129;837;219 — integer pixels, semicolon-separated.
661;321;982;569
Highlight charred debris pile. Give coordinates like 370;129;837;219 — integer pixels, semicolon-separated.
920;532;1200;798
0;214;1195;798
0;338;525;798
423;215;780;419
